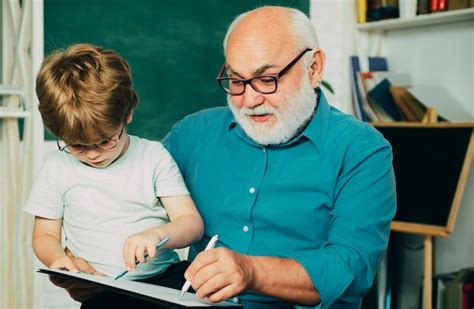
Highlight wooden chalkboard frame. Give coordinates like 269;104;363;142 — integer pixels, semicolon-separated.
373;122;474;238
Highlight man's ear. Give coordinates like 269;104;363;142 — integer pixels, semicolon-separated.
126;110;134;124
308;48;326;88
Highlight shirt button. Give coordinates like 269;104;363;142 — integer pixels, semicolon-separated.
262;148;266;153
249;187;256;194
232;297;239;303
242;225;249;232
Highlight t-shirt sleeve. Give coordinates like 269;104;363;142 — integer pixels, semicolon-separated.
23;154;64;219
153;143;190;197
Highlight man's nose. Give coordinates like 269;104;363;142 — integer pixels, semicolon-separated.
242;84;265;109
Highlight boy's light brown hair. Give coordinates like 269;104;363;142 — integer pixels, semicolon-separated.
36;43;138;143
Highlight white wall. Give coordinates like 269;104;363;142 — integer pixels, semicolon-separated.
310;0;355;114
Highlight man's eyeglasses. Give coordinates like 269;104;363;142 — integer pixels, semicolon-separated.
57;126;125;155
216;48;312;96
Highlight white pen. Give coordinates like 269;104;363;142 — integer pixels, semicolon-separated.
178;234;219;299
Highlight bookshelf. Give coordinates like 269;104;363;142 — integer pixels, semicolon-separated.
355;7;474;31
354;6;474;307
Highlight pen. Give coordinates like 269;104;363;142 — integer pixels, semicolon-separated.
178;234;219;299
114;236;170;280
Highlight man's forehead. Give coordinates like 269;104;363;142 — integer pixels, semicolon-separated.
225;41;292;75
225;16;296;74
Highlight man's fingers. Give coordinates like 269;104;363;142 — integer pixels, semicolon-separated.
207;283;237;304
185;249;220;280
195;273;230;300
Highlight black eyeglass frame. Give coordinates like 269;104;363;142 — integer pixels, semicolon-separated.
216;48;313;96
57;126;125;155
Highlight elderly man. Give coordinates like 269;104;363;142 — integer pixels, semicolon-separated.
162;5;396;308
51;6;395;309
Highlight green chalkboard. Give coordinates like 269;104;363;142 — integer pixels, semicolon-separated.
44;0;309;140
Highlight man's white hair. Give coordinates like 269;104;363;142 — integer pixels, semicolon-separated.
223;6;320;67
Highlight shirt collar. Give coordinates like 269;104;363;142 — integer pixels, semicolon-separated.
227;89;331;150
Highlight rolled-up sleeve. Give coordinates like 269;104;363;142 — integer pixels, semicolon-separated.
294;141;396;308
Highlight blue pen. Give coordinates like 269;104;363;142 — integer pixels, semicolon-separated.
114;236;170;280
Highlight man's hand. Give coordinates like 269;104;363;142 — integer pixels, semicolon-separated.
185;247;255;303
49;249;105;303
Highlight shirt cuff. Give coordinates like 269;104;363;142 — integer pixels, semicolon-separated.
293;248;354;308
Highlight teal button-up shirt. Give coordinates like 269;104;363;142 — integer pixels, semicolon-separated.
163;92;396;308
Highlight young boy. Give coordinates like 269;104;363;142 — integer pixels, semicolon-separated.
24;44;203;287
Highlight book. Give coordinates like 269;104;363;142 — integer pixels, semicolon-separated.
38;268;241;308
356;0;367;23
431;0;448;12
358;71;411;121
350;56;389;122
448;0;470;10
368;79;404;121
417;0;431;14
357;72;381;121
389;86;428;121
366;0;399;21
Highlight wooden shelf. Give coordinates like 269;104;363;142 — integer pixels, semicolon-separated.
0;107;30;118
355;7;474;31
372;121;474;128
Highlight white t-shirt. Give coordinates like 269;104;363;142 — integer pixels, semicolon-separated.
24;135;189;280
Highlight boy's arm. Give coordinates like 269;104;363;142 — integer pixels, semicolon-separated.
33;216;78;271
123;195;203;270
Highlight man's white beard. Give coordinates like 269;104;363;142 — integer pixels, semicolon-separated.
228;75;318;146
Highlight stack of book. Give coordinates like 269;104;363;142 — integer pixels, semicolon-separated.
350;56;472;123
350;56;411;122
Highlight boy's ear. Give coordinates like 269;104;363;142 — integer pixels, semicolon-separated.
126;110;134;124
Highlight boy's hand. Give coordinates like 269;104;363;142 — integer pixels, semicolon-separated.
123;228;163;271
50;255;79;273
49;249;105;303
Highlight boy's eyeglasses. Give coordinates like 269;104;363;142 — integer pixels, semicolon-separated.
57;126;125;155
216;48;312;96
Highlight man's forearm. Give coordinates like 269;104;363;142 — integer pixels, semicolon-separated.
246;255;320;306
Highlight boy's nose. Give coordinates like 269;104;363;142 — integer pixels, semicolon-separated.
85;147;101;160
